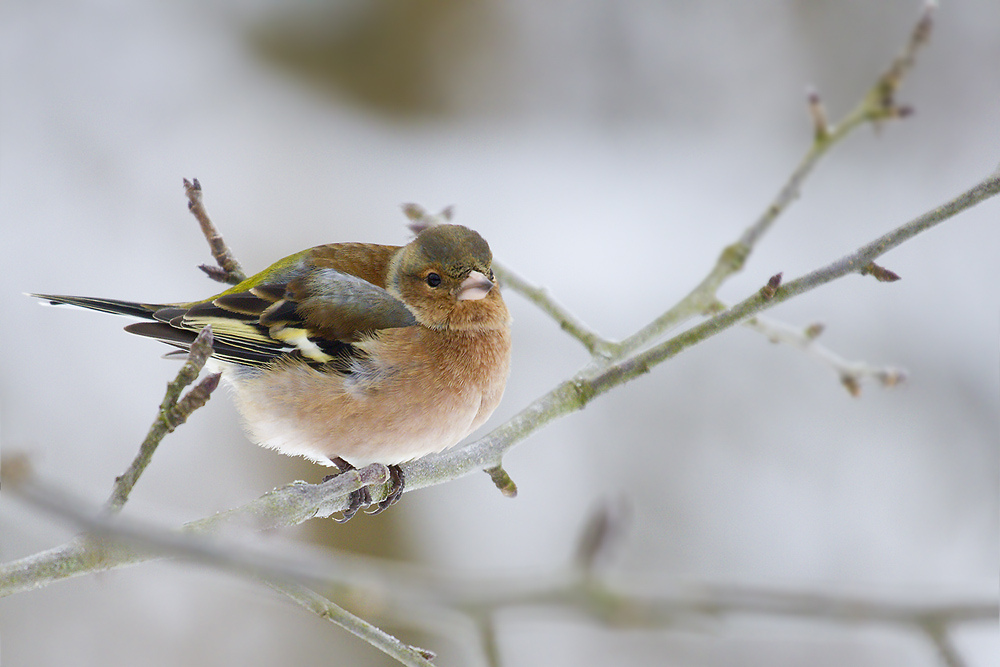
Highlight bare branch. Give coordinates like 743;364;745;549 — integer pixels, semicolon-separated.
603;169;1000;399
402;203;615;357
3;462;433;666
743;315;907;396
923;622;966;667
402;201;453;235
869;0;936;124
0;463;389;597
493;263;616;357
184;177;247;285
105;327;220;512
5;463;993;667
5;166;997;604
406;168;1000;491
574;497;632;574
267;582;437;667
615;3;935;357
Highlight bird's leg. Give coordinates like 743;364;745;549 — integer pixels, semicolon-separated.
324;456;352;478
326;457;371;523
367;464;405;515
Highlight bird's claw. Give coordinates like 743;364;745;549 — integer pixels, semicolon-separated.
366;465;405;515
334;486;372;523
328;460;405;522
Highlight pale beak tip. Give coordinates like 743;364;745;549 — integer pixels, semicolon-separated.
457;270;494;301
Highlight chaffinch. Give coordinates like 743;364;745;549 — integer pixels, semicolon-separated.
33;223;512;520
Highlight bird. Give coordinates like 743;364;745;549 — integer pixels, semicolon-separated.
32;223;512;521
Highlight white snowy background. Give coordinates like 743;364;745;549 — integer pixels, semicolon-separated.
1;1;997;665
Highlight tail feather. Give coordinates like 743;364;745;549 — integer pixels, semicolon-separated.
30;294;167;320
125;321;277;364
31;293;293;367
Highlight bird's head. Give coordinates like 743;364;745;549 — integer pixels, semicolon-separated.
389;224;508;331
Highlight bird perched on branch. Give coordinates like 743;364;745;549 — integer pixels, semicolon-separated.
33;223;512;521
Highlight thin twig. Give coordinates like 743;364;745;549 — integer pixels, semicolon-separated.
923;622;966;667
405;168;1000;489
615;2;936;357
402;201;454;234
474;616;502;667
4;463;993;667
14;459;1000;632
184;177;247;284
401;203;615;357
743;315;907;396
105;327;220;512
2;462;432;666
493;263;617;358
0;464;390;598
267;581;437;667
574;496;632;574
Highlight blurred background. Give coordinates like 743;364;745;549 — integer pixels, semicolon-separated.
1;0;997;665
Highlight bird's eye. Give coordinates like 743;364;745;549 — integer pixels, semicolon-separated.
488;269;495;281
426;272;442;288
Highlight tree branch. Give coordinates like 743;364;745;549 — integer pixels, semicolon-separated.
614;1;937;358
413;168;1000;493
743;315;907;396
492;263;616;358
265;581;437;667
605;168;1000;393
184;177;247;284
0;461;393;598
11;166;989;559
5;465;994;667
402;203;615;358
106;327;219;512
3;169;997;666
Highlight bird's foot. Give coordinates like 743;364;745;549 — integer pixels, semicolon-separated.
366;464;405;515
325;457;373;523
335;486;371;523
326;459;403;522
325;457;352;478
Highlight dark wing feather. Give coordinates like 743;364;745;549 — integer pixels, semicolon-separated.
32;243;415;368
124;322;280;365
172;267;416;367
286;267;416;342
211;291;274;316
31;294;163;319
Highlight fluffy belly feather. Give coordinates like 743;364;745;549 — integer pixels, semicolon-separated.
222;327;509;467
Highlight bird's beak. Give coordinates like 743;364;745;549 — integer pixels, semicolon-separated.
457;270;494;301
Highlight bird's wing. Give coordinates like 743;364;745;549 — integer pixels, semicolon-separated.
128;256;416;367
